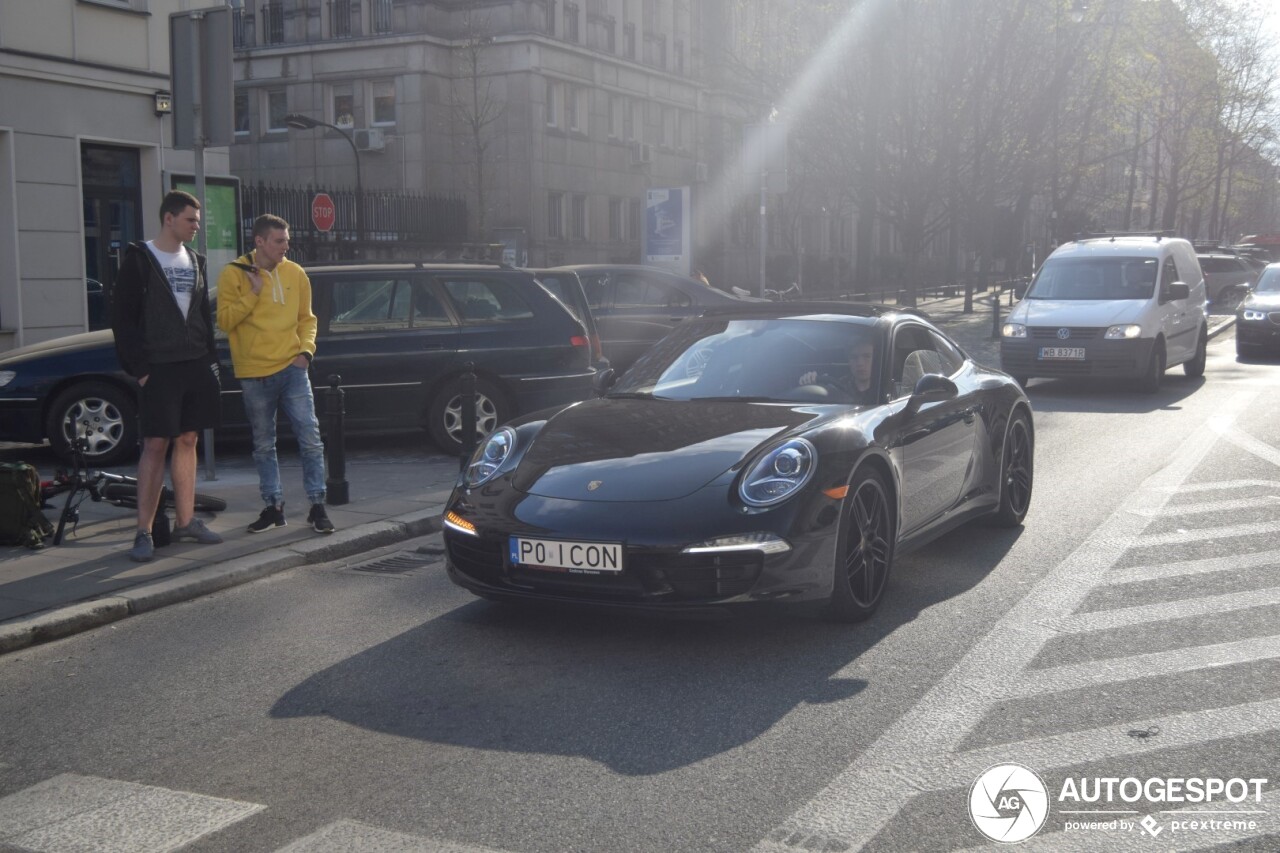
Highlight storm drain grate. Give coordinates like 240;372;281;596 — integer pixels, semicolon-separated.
352;551;437;574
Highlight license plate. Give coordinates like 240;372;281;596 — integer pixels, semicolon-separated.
509;536;624;574
1038;347;1086;360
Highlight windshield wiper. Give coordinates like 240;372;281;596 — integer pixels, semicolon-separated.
605;391;653;399
689;396;777;403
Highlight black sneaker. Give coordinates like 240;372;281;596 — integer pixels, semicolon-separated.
248;503;286;533
307;503;335;534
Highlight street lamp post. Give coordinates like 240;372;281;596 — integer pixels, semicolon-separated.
284;113;364;255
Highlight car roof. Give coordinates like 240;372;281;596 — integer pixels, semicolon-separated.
1049;234;1189;259
697;301;931;324
541;264;693;275
303;261;521;273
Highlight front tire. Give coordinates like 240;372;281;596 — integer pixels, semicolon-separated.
1138;341;1165;394
827;468;896;623
1183;328;1207;378
427;376;510;454
991;412;1034;527
47;381;138;467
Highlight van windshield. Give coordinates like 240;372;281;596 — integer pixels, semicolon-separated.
1026;257;1157;301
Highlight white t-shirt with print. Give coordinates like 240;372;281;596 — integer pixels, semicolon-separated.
146;241;196;318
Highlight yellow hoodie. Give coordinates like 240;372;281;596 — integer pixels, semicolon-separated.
216;252;318;379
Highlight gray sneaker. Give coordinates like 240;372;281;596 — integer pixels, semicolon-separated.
128;530;154;562
172;518;224;544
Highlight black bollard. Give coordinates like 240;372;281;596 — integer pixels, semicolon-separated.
990;288;1003;341
459;361;477;471
324;374;350;505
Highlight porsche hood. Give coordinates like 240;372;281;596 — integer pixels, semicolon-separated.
510;398;823;502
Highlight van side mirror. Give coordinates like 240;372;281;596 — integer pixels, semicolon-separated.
1165;282;1190;302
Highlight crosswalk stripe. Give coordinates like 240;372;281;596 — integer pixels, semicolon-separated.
1132;495;1280;516
275;819;516;853
1159;479;1280;493
1136;520;1278;546
750;391;1259;853
1053;586;1280;633
1213;422;1280;468
1013;635;1280;697
0;773;264;853
1105;548;1280;585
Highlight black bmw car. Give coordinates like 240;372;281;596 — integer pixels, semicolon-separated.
1236;262;1280;357
443;304;1034;621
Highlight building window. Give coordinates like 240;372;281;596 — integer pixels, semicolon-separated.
628;198;642;241
371;79;395;125
370;0;393;34
331;85;355;129
605;16;616;52
330;0;353;38
566;86;579;132
675;38;684;74
624;22;635;59
545;79;560;127
262;1;285;45
609;198;623;240
677;109;689;150
624;99;636;140
266;89;288;132
571;195;588;240
608;96;622;139
234;90;250;136
548;192;564;239
662;107;675;149
565;2;579;42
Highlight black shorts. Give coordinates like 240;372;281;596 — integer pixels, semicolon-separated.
139;358;222;438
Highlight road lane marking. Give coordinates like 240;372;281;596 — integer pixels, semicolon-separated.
1136;520;1279;546
1014;635;1280;697
1213;422;1280;467
1132;495;1280;516
275;820;516;852
1054;586;1280;634
1159;479;1280;492
751;391;1259;852
1105;548;1280;585
0;773;263;853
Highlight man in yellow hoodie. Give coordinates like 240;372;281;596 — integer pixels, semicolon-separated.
217;214;334;534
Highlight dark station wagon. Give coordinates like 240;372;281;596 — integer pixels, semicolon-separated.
0;262;597;465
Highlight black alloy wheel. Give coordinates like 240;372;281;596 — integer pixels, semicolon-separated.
991;412;1034;527
828;468;895;623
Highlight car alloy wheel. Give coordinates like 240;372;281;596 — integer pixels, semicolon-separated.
828;468;895;622
427;376;509;453
47;381;138;467
992;412;1034;527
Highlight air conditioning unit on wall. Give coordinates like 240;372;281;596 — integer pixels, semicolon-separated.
354;128;386;152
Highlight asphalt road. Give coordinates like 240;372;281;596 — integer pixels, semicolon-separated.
1;331;1278;853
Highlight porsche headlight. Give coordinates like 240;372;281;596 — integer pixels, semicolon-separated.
739;438;817;507
1002;323;1027;339
1242;308;1266;322
464;427;518;488
1105;324;1142;339
0;370;14;388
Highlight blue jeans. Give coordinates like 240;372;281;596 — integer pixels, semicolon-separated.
240;364;326;507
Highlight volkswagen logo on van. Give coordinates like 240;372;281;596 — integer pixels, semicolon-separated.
1057;328;1071;340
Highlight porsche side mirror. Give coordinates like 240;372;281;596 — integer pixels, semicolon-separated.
904;374;958;416
593;367;617;396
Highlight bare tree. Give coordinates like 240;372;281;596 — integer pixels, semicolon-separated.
451;13;505;240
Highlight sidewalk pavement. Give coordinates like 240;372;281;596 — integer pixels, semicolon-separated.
0;293;1235;655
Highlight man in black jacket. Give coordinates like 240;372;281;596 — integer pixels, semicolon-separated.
110;191;223;562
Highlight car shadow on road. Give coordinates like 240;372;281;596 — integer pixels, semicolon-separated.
1023;374;1205;414
269;524;1022;775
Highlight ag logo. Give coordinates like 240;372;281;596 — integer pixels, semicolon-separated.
969;763;1049;843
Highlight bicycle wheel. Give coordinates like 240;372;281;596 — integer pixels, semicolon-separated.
102;483;228;513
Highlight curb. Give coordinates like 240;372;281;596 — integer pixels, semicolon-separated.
0;506;444;657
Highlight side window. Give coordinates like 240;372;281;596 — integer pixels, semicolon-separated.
411;281;454;327
579;274;608;309
441;277;535;323
535;275;584;324
1160;257;1181;300
927;330;965;375
615;274;691;309
328;279;412;332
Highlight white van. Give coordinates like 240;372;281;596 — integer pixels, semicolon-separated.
1000;235;1208;393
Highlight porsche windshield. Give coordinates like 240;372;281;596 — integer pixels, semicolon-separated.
1026;257;1157;300
608;317;881;404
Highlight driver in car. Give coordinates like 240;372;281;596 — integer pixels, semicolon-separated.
798;338;879;405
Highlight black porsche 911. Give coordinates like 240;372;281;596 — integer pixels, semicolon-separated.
442;303;1034;621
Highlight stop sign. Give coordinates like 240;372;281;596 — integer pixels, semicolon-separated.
311;193;336;232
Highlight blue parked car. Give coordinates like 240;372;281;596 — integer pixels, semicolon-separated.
0;262;596;466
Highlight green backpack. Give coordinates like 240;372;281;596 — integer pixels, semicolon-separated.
0;463;55;549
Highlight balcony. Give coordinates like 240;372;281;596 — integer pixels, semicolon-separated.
261;1;285;45
231;7;255;49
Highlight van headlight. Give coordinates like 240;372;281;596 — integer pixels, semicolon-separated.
1105;324;1142;339
1002;323;1027;339
739;438;817;507
464;427;518;487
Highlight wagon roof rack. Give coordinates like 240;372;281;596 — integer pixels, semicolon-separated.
1071;230;1177;243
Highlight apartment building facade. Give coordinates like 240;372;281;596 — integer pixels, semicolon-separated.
229;0;774;277
0;0;232;349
